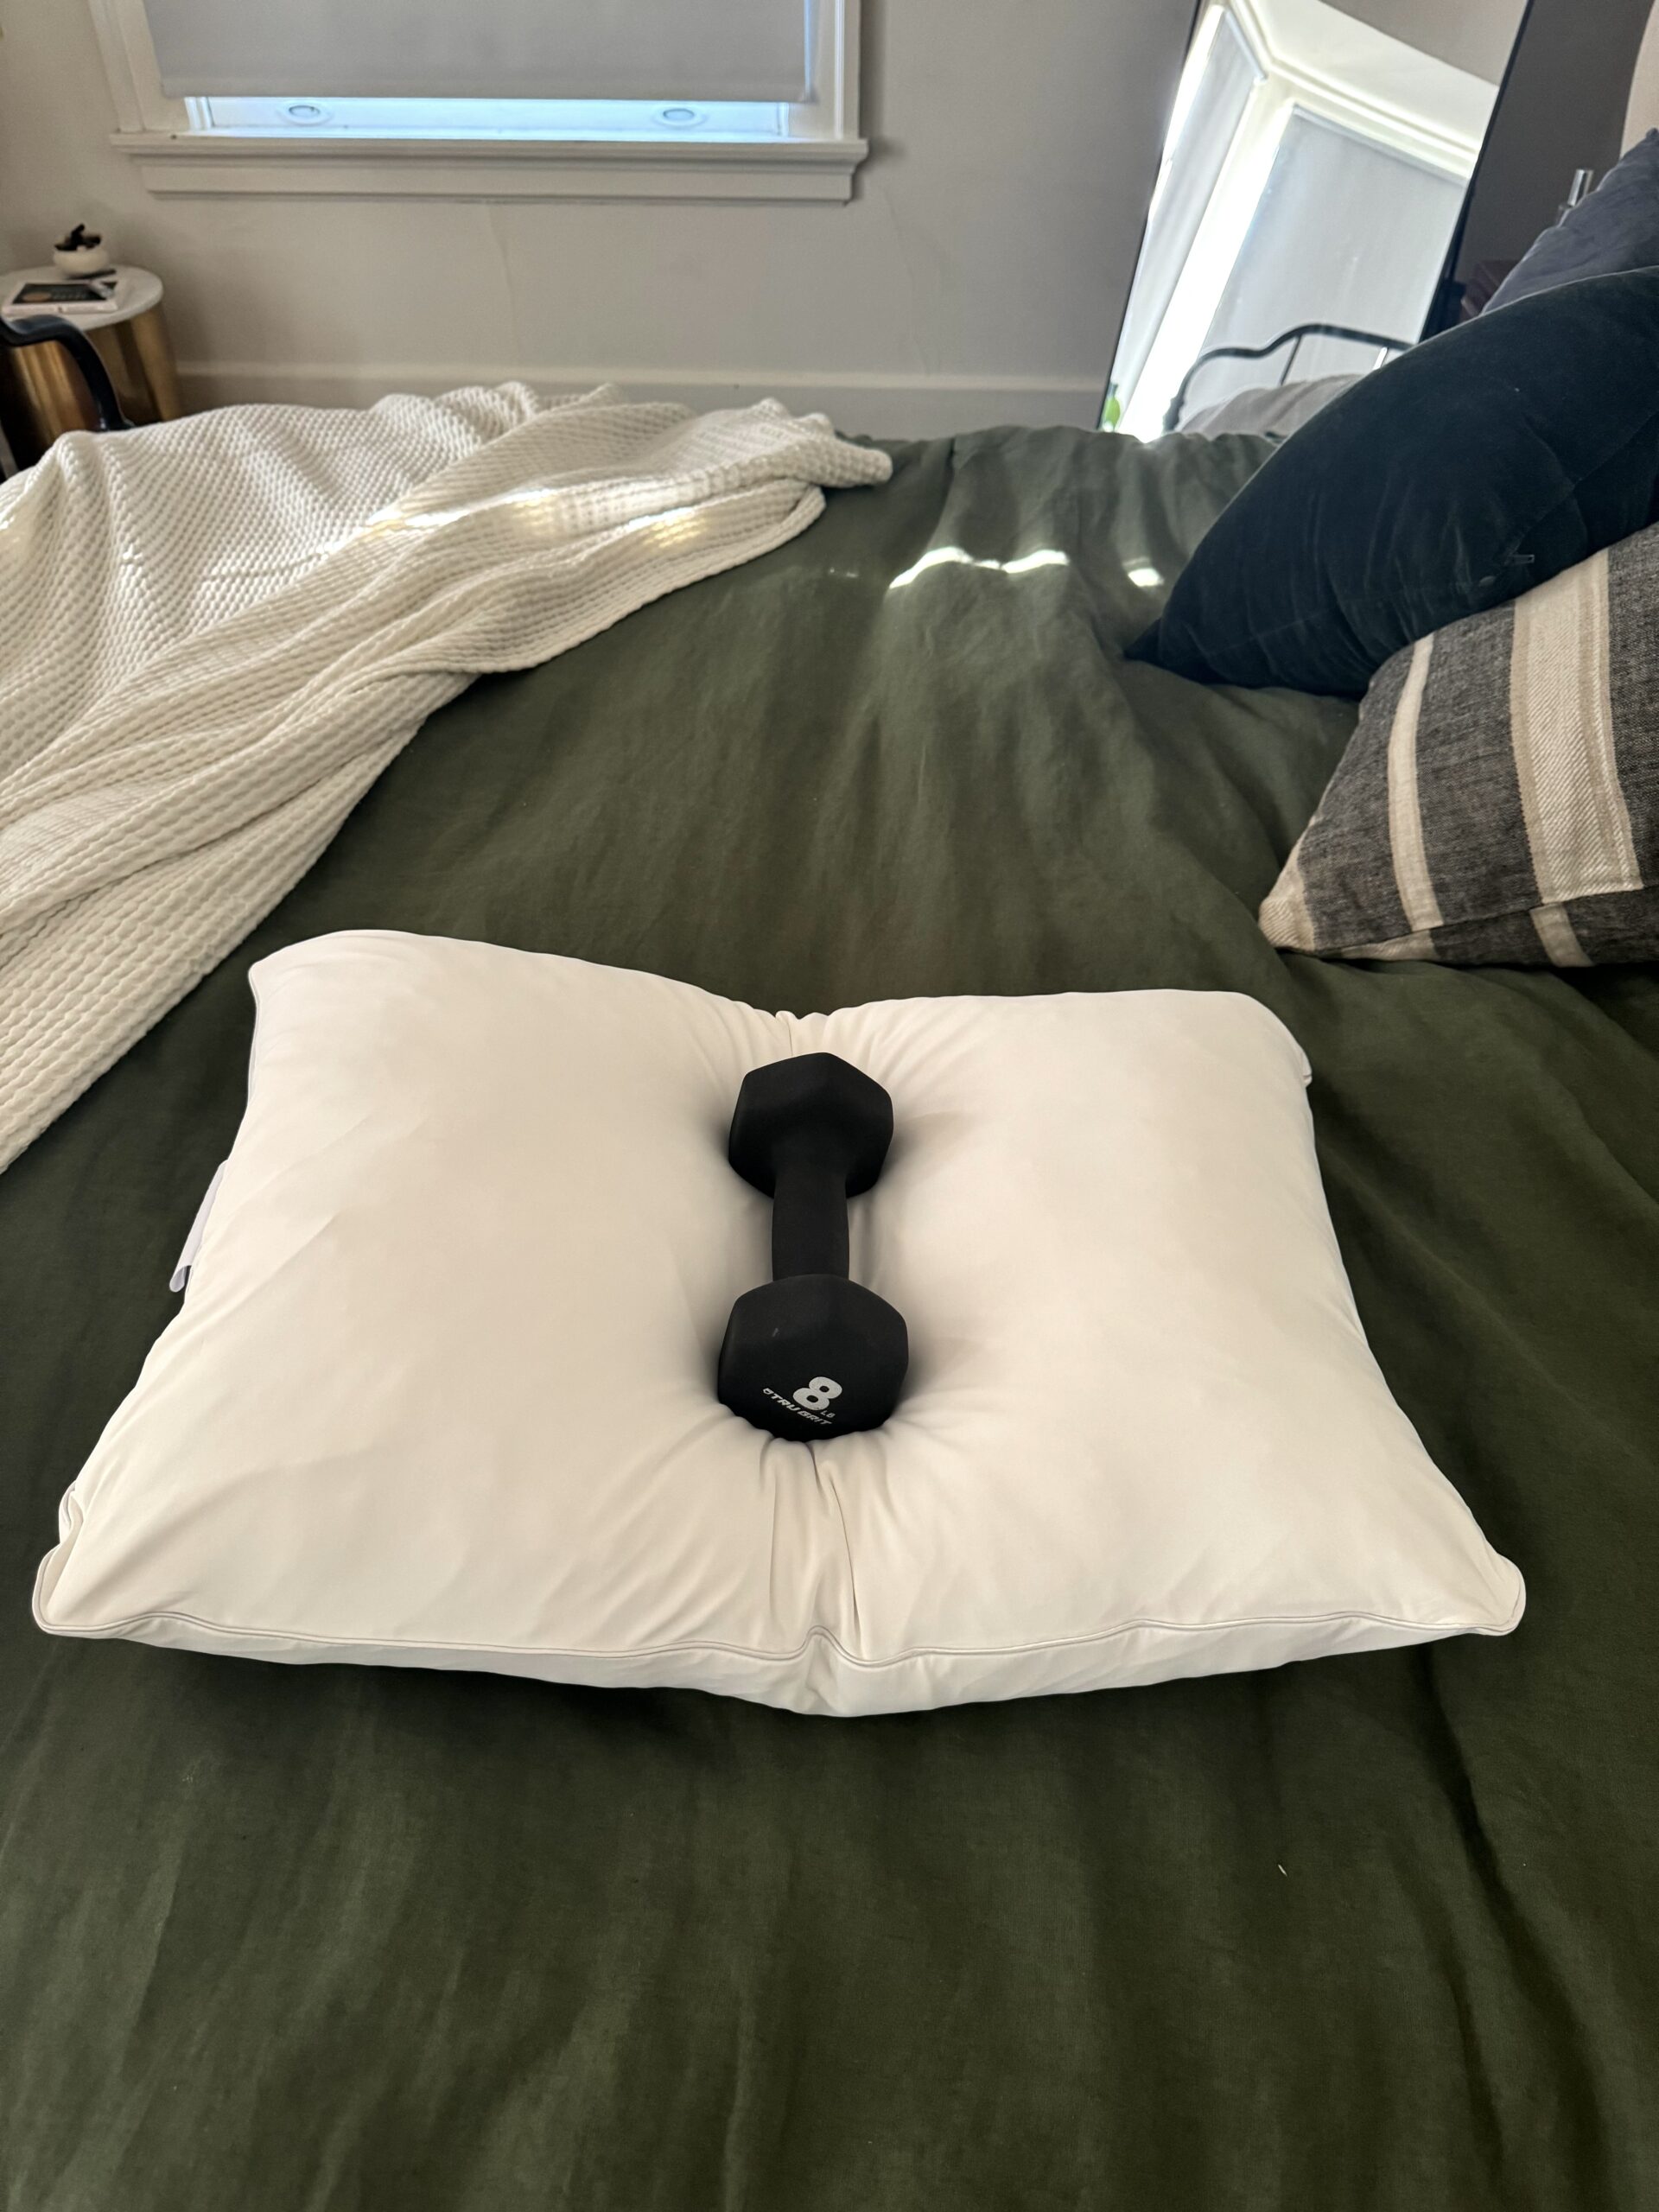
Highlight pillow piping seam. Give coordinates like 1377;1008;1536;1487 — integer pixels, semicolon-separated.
35;1586;1527;1669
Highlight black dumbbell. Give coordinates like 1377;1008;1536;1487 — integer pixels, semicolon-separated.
716;1053;909;1440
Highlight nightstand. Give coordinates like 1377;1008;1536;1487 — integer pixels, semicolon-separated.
0;265;183;466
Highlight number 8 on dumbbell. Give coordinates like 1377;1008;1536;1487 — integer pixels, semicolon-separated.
716;1055;908;1440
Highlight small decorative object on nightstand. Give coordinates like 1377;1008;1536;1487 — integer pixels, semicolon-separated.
52;223;117;279
0;243;183;466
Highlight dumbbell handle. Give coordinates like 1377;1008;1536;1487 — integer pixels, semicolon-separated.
770;1135;851;1281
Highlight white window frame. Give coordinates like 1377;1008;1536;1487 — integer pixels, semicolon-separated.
89;0;866;201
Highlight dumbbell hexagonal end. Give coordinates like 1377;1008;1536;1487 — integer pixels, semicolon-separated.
717;1275;908;1440
728;1053;893;1198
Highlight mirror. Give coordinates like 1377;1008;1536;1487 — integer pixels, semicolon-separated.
1104;0;1532;438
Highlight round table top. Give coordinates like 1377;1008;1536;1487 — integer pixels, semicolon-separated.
2;265;163;330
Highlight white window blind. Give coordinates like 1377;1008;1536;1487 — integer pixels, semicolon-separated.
143;0;811;103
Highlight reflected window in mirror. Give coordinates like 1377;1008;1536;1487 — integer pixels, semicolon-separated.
1104;0;1529;438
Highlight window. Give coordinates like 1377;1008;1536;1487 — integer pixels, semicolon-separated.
1107;12;1263;424
1192;111;1464;412
90;0;866;201
1104;0;1496;436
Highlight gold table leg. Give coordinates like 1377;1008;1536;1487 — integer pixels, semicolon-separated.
125;304;184;420
0;302;184;464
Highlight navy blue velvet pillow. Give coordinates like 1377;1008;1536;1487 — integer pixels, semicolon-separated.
1127;268;1659;698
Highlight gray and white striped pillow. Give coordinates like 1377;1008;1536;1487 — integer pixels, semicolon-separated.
1259;522;1659;964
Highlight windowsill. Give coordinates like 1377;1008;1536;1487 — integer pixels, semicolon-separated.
111;128;869;201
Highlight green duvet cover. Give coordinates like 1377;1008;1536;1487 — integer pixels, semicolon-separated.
3;425;1656;2212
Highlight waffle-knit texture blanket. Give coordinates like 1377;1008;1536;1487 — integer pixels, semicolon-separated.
0;384;889;1171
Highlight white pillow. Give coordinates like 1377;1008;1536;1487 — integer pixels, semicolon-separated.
35;932;1523;1716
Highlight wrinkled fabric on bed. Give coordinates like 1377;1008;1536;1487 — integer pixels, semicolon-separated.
3;424;1656;2212
0;385;887;1174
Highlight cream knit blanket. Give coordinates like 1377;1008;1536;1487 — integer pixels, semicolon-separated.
0;385;889;1170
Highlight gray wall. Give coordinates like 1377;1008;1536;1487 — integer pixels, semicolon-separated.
0;0;1193;435
1328;0;1523;85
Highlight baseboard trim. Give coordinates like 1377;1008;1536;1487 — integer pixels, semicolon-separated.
175;361;1103;439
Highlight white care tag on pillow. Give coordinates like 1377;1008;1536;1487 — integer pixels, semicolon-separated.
169;1160;227;1294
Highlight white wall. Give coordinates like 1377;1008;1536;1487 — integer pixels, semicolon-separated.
0;0;1193;436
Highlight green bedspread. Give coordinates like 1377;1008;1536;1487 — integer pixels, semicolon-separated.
4;426;1656;2212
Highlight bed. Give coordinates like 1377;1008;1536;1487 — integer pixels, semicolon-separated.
3;422;1656;2210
